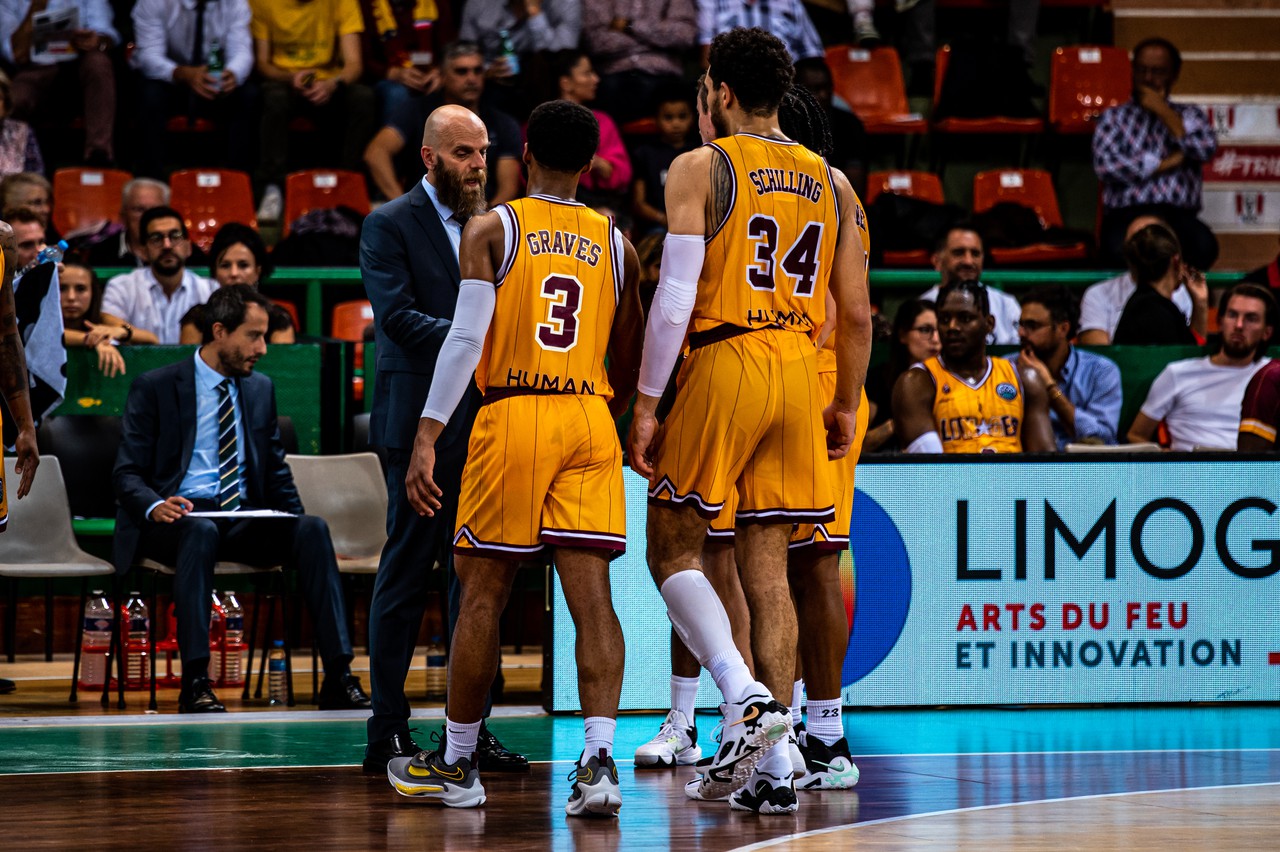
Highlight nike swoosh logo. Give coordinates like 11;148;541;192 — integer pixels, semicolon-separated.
730;705;760;727
408;763;466;782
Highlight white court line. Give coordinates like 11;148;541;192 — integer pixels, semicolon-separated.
0;704;546;729
728;780;1280;852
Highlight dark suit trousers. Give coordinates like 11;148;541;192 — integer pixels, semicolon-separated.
140;513;352;673
366;438;471;743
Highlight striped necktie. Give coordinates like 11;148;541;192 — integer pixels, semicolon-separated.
217;379;241;511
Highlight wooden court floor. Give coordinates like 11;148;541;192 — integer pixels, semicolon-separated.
4;705;1280;850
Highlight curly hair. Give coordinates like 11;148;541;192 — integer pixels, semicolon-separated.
526;99;599;174
778;83;832;159
707;27;794;117
1020;284;1081;338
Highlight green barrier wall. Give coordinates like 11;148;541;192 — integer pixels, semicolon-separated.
56;344;332;454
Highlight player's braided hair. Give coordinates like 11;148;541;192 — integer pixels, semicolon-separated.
936;279;991;319
708;27;794;117
778;83;833;160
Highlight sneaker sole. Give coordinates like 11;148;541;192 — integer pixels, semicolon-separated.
634;745;702;768
688;706;789;801
566;790;623;817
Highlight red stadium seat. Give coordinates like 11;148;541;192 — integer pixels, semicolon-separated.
51;167;131;237
168;169;257;253
271;299;300;332
1049;46;1130;134
283;170;372;236
825;46;927;135
972;169;1089;264
332;300;375;401
866;170;945;266
932;46;1045;135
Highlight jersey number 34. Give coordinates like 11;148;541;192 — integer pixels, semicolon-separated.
745;215;824;297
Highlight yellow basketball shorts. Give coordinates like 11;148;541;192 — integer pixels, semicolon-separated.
650;328;834;526
454;393;626;559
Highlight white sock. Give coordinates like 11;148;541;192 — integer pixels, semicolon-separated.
584;716;617;758
671;675;700;723
790;679;804;728
807;699;843;746
660;570;754;702
444;717;482;765
757;738;793;779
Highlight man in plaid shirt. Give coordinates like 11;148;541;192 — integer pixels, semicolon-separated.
1092;37;1219;271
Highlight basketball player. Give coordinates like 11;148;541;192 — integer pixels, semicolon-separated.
635;81;870;796
893;280;1054;454
387;100;643;816
629;28;873;814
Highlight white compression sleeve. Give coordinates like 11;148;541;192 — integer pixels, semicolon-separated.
905;431;944;454
636;234;705;396
420;279;496;423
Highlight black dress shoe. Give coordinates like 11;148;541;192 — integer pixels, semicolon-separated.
363;731;422;774
178;677;226;713
318;673;372;710
0;677;15;695
477;723;529;772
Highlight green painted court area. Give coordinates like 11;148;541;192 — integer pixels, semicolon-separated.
5;706;1280;776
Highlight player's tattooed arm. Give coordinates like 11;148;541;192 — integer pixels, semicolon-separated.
708;147;733;236
0;222;38;497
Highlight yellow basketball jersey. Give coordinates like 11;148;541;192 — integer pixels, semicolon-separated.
477;195;623;401
817;189;870;373
695;134;839;341
920;356;1024;453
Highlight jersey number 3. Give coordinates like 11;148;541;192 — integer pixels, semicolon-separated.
536;274;582;352
745;215;824;297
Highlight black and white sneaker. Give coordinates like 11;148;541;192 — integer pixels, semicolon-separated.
565;749;622;817
729;763;798;814
684;683;790;801
796;731;860;791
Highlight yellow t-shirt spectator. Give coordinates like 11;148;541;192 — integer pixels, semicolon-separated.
250;0;364;80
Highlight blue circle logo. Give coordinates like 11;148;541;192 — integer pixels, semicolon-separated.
844;488;913;686
996;382;1018;401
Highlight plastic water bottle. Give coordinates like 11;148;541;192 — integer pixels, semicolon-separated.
268;640;287;706
209;591;226;685
207;38;224;87
15;239;67;278
79;590;112;688
123;592;150;689
425;636;447;700
220;590;244;686
498;29;520;75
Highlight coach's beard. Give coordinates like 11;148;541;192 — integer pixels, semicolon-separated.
436;163;489;224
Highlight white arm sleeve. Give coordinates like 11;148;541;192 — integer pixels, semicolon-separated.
905;431;944;454
636;233;705;397
420;279;496;423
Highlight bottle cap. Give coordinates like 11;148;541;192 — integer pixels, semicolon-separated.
273;639;284;647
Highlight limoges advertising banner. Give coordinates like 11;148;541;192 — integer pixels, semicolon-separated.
549;460;1280;711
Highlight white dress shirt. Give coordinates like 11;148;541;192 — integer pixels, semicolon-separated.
102;267;218;345
0;0;119;65
130;0;254;85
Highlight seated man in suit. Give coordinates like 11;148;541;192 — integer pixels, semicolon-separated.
112;285;370;713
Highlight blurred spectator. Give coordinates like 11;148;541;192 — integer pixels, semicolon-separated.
0;70;43;177
363;40;521;203
918;224;1020;345
7;205;45;271
359;0;455;124
59;261;129;376
581;0;696;125
863;298;938;453
1241;236;1280;296
179;222;272;343
1009;286;1122;449
696;0;822;65
1112;223;1207;346
0;0;119;164
552;50;631;213
250;0;376;222
102;205;216;344
1093;38;1218;271
893;280;1054;454
9;207;66;427
1078;214;1197;345
634;226;663;315
131;0;257;177
631;86;695;234
1238;360;1280;451
266;302;297;343
81;177;170;269
793;57;866;199
1128;283;1275;451
460;0;580;118
0;171;51;232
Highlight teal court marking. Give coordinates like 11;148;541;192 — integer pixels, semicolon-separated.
4;706;1280;776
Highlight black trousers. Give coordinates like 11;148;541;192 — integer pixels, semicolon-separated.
136;76;258;177
139;512;352;675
